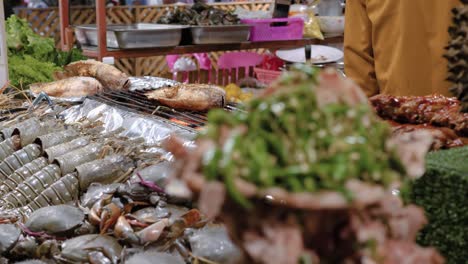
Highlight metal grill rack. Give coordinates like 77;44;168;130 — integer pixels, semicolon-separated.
89;90;241;131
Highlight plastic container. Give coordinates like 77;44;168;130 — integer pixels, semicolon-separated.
241;18;304;42
254;68;282;85
190;25;251;44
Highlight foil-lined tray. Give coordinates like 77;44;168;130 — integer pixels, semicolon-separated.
129;76;179;92
29;90;87;104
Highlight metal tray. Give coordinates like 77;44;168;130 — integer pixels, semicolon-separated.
75;23;188;49
190;25;251;45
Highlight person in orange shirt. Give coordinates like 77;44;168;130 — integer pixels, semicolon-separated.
344;0;461;97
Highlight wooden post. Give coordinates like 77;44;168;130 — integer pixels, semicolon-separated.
96;0;107;61
65;27;74;50
58;0;70;51
135;6;141;23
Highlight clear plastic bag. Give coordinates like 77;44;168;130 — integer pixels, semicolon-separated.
289;4;324;40
304;8;324;39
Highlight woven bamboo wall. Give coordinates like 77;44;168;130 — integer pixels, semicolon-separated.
16;2;272;80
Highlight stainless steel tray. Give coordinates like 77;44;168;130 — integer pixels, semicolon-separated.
190;25;251;45
75;23;188;49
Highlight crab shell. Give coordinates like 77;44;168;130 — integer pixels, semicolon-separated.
25;205;85;237
60;234;122;264
0;224;21;255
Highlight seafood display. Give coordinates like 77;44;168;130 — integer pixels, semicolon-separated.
371;94;468;149
158;2;240;26
0;111;238;263
165;66;441;263
30;77;103;98
1;53;460;263
145;84;226;111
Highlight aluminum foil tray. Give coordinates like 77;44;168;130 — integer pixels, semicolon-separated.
191;25;251;44
29;89;87;104
75;23;188;49
60;99;197;161
129;76;179;92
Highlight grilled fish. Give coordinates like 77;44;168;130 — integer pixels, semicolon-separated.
145;84;226;111
54;59;129;90
30;77;103;98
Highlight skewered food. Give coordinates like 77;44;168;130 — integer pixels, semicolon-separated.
30;77;103;98
445;0;468;112
54;60;129;90
158;2;240;26
390;121;468;150
371;94;468;136
145;84;226;111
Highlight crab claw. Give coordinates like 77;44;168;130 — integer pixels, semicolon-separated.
89;195;112;226
136;218;169;245
125;215;150;228
0;210;21;224
89;201;103;226
114;216;139;244
99;203;122;234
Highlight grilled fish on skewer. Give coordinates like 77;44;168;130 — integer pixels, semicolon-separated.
30;77;103;98
145;84;226;111
54;59;129;90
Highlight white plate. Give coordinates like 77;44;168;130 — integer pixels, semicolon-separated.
276;45;344;64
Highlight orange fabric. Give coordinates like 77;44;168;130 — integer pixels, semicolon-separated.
344;0;461;97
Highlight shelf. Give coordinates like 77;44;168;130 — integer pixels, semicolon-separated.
81;37;344;58
60;1;344;61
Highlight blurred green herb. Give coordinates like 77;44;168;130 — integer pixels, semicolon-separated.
201;65;406;208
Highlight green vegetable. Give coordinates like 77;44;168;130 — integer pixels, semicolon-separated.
6;16;32;50
200;65;406;207
5;15;86;88
8;55;60;87
410;146;468;264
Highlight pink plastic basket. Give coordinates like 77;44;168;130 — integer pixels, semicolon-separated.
241;18;304;42
254;68;282;85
